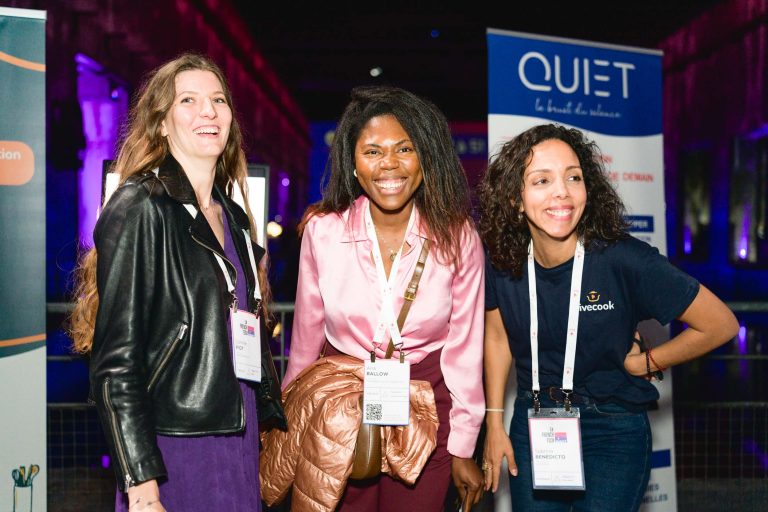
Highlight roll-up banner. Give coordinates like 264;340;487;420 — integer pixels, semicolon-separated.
487;29;675;511
0;7;48;512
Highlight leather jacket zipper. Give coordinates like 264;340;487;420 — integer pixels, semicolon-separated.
147;323;188;392
190;232;239;308
191;231;245;430
102;377;134;490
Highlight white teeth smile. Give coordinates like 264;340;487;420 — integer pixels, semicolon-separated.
194;127;219;134
547;209;571;217
375;179;405;190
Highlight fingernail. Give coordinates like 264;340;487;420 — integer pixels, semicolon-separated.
511;469;518;476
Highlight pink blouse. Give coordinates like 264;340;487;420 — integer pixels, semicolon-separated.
283;196;485;458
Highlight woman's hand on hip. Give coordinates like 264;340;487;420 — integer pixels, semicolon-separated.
483;421;517;493
451;456;484;512
625;331;657;380
624;337;648;378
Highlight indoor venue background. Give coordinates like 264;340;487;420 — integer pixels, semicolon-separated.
2;0;766;510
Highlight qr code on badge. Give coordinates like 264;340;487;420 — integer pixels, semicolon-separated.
365;403;382;421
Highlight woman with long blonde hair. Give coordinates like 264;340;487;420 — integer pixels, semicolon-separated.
70;53;285;512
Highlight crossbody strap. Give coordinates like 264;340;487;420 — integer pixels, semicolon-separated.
385;239;431;359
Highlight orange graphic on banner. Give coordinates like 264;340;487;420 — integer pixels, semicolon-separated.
0;50;45;72
0;141;34;185
0;333;46;348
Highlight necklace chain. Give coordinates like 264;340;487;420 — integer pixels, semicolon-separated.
374;224;404;262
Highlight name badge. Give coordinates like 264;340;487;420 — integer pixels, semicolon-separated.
230;308;261;382
527;407;585;490
363;359;410;425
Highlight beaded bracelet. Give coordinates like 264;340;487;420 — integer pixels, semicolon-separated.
647;347;667;372
485;408;505;413
644;349;652;376
644;348;665;381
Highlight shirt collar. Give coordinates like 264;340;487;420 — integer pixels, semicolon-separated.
340;195;432;243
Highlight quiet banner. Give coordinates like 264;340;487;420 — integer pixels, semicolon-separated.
487;29;674;511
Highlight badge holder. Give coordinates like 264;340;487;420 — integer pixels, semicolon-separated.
212;248;263;384
525;239;587;491
527;389;586;491
230;304;261;382
361;235;430;428
364;343;410;426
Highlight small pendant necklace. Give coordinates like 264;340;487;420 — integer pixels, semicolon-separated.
374;225;404;262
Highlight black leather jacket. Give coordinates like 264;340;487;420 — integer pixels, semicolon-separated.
89;155;284;490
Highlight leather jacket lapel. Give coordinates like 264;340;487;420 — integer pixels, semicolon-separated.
188;208;226;257
155;154;197;204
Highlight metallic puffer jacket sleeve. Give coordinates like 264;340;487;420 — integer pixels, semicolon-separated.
260;355;439;511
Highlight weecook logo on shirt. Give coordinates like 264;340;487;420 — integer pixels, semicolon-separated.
580;290;615;312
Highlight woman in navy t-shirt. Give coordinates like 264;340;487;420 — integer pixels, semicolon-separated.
476;124;738;511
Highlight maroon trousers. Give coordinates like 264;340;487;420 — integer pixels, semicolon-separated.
325;344;452;512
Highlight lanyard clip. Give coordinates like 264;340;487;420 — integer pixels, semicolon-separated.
370;350;376;363
230;295;238;312
562;389;573;412
532;390;541;414
253;298;262;318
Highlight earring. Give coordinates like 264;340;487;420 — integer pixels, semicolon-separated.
353;169;358;177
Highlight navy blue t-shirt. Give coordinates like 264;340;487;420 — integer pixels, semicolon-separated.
485;236;700;406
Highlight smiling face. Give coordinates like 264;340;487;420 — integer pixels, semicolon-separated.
354;114;423;221
161;69;232;166
521;138;587;253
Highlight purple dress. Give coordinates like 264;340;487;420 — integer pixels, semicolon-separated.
116;210;261;511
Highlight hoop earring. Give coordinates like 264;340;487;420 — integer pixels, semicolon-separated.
353;169;358;178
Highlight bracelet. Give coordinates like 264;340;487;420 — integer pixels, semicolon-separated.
647;347;666;372
644;349;652;376
129;496;158;511
485;408;504;412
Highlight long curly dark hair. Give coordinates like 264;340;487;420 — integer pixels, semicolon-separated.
477;124;628;278
303;85;472;265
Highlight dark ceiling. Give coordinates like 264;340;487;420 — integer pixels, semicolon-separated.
234;1;724;122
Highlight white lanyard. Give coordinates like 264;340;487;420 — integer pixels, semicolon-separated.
364;202;416;350
528;239;585;393
183;204;262;310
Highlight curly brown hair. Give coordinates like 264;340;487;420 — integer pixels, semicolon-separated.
477;124;628;278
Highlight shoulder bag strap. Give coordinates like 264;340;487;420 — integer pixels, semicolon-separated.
385;239;430;359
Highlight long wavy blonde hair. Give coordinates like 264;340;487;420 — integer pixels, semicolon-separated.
69;53;271;353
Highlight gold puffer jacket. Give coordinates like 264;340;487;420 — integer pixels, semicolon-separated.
260;354;439;511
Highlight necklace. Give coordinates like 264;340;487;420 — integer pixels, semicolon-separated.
374;225;404;262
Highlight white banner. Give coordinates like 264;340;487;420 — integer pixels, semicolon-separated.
0;6;48;512
487;29;675;511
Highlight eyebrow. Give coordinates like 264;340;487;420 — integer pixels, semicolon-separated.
524;165;582;177
358;139;411;147
174;90;226;98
